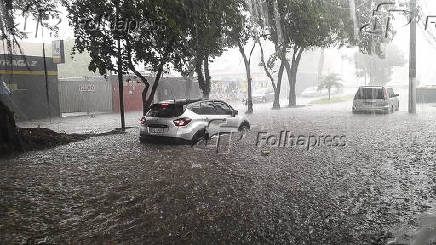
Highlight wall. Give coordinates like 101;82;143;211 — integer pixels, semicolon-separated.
58;76;112;113
417;87;436;103
0;55;60;121
110;75;201;112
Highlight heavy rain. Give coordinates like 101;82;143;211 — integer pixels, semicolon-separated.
1;0;436;244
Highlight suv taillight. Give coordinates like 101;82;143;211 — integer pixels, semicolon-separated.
383;88;388;100
140;117;146;125
173;117;192;126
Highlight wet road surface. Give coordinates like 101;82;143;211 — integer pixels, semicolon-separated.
1;105;436;244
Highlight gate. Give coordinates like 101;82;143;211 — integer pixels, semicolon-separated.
59;76;112;113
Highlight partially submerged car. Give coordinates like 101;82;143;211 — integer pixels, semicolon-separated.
140;99;250;143
352;86;399;114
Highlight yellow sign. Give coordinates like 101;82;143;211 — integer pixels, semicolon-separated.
0;70;58;76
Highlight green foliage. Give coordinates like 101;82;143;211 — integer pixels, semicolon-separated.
181;0;245;97
0;0;60;55
65;0;189;75
318;73;343;100
318;73;343;91
264;0;353;50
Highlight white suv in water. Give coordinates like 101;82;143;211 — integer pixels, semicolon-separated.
352;86;399;113
139;99;250;143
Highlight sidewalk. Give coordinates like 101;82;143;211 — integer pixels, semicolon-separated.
16;111;143;134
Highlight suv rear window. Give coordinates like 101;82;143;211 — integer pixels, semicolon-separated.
354;88;385;100
146;103;185;117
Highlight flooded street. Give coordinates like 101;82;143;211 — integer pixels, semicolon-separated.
1;105;436;244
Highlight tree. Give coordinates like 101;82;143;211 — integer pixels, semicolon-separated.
181;1;224;99
231;0;285;110
354;44;406;86
262;0;353;107
183;61;195;99
65;0;190;121
0;0;59;153
225;0;258;113
258;41;284;109
318;73;343;100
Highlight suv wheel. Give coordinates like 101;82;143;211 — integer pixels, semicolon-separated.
191;129;208;144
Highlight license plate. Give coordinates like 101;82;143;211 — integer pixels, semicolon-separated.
149;128;165;134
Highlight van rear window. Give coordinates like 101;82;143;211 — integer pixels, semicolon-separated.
146;104;185;117
354;88;385;100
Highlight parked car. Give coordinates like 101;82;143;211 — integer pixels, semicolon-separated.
140;99;250;143
252;88;275;103
352;86;399;113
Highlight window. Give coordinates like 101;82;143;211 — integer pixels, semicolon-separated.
146;103;185;117
199;102;217;115
213;101;233;115
186;103;201;114
354;88;385;100
187;102;217;115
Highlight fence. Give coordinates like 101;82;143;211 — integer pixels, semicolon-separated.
58;76;112;114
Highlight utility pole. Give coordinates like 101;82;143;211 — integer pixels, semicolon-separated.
409;0;417;114
117;38;126;130
115;3;125;130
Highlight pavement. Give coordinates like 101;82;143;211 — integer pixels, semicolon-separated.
16;111;143;134
2;101;436;244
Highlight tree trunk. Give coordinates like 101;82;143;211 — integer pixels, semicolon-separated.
142;83;150;115
195;55;206;98
328;89;331;100
0;98;22;154
273;61;285;109
144;64;164;110
259;40;281;110
244;58;253;114
283;59;296;107
203;54;211;99
195;53;211;99
285;47;304;107
317;49;325;85
238;42;253;114
184;69;194;99
126;62;149;116
125;41;151;116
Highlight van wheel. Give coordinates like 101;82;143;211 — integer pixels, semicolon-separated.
390;105;394;113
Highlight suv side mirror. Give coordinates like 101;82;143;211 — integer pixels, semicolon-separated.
232;110;238;117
